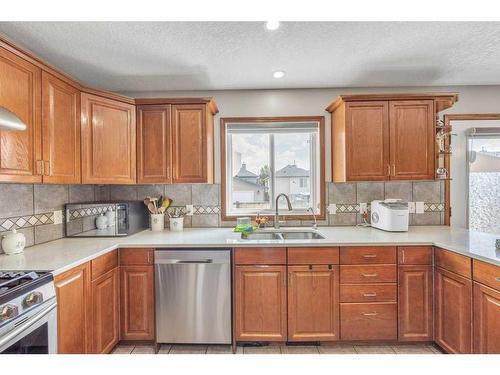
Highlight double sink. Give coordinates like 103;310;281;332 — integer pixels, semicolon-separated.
240;229;326;241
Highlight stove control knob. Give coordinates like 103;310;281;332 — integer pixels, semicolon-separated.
0;304;19;321
24;292;43;308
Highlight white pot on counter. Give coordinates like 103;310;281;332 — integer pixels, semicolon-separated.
169;217;184;232
2;229;26;255
151;214;165;231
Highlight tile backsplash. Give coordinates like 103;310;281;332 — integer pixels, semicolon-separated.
0;180;445;252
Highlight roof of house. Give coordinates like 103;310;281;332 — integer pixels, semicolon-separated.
276;164;310;177
234;163;258;178
233;176;268;190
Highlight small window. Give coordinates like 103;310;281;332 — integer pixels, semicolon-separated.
221;117;325;220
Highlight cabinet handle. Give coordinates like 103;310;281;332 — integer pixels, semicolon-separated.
401;250;405;264
363;293;377;297
362;273;378;278
363;254;377;258
362;312;378;316
387;165;391;176
495;277;500;282
166;166;170;180
392;164;396;176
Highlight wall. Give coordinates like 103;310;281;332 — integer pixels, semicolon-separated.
124;84;500;228
0;85;498;251
450;119;500;228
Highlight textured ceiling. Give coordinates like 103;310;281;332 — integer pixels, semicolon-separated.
1;22;500;92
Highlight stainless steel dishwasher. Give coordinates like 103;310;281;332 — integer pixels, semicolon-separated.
155;249;231;344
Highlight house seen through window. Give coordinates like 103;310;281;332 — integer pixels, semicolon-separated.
223;119;323;218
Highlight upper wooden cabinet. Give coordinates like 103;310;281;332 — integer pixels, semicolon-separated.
81;93;136;184
0;46;42;183
41;72;81;184
327;93;458;182
136;98;218;184
137;105;171;183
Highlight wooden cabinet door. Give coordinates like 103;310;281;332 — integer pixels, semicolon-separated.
235;265;287;341
0;47;42;183
434;267;472;353
137;105;171;183
398;265;433;341
54;262;92;354
473;282;500;354
171;104;207;183
41;71;80;184
81;93;136;184
288;265;339;341
91;268;119;354
120;266;155;341
345;101;389;181
389;100;435;180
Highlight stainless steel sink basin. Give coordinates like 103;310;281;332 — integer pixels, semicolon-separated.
241;230;325;240
280;231;325;240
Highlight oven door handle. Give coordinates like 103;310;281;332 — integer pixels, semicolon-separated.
0;301;57;350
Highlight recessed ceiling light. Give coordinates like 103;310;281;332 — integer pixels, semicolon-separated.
266;21;280;31
273;71;285;79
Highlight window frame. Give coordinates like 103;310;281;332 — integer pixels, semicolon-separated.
220;116;326;222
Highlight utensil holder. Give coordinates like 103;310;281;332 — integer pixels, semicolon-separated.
151;214;165;231
169;217;184;232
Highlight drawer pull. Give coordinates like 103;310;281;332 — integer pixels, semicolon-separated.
362;312;378;316
362;273;378;277
363;293;377;297
363;254;377;258
495;277;500;282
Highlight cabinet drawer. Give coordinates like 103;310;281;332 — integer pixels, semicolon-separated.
235;247;286;265
473;260;500;291
340;265;396;284
287;247;339;265
340;302;397;341
91;250;118;280
120;248;154;265
435;248;471;278
340;284;396;303
398;246;433;265
340;246;396;264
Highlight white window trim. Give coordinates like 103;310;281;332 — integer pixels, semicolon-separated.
225;121;321;217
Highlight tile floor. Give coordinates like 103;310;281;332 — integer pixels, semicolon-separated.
112;343;443;355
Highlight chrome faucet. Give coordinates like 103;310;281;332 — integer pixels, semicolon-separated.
308;207;318;229
274;193;293;229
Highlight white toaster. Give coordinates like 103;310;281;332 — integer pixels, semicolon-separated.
370;199;409;232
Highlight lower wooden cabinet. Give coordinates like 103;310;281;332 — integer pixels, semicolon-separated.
120;266;155;340
473;282;500;354
91;268;119;354
398;265;433;341
434;267;472;353
287;265;339;341
340;302;397;341
54;262;92;354
235;265;287;341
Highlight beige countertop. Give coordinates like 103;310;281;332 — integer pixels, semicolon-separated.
0;226;498;275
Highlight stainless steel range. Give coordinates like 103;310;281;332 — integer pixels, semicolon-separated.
0;271;57;354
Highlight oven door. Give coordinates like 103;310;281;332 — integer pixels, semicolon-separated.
0;300;57;354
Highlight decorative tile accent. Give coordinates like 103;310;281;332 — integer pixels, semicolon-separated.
0;212;55;232
331;202;444;214
193;205;220;215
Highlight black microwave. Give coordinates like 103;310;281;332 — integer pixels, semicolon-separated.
65;201;149;237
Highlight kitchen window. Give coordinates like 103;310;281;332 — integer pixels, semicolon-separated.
221;117;325;220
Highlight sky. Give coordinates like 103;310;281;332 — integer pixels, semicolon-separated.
232;133;311;175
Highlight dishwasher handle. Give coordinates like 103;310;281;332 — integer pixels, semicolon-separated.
155;259;215;264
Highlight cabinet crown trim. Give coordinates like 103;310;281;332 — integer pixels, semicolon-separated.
326;93;458;112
